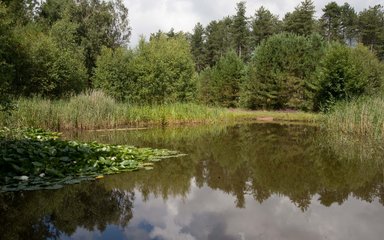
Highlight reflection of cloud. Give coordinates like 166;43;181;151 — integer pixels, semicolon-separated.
65;179;384;240
124;178;384;240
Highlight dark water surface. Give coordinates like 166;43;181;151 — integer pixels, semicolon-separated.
1;123;384;240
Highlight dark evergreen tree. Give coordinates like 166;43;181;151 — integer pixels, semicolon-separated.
241;33;325;110
284;0;316;36
198;50;245;107
340;3;358;46
250;6;281;47
358;5;384;59
205;17;233;66
321;2;342;43
190;22;206;72
231;1;250;60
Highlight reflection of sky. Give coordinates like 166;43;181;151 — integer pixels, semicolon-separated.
65;179;384;240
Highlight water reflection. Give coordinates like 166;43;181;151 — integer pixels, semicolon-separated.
2;123;384;239
0;182;134;240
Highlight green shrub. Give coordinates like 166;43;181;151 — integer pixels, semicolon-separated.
93;47;135;101
315;44;384;111
13;25;87;98
198;50;245;107
241;33;325;110
131;34;197;104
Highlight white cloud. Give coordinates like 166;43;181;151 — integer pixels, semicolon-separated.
124;0;383;46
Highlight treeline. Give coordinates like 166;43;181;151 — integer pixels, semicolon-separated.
191;1;384;110
1;0;384;112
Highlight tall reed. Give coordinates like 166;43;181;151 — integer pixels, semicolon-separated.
0;91;229;130
323;96;384;139
0;91;318;131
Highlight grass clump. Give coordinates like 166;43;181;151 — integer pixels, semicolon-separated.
0;128;183;192
0;91;319;131
0;91;229;130
323;96;384;139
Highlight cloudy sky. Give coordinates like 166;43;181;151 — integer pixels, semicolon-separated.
123;0;382;46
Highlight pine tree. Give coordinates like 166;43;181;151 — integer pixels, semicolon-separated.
284;0;316;36
231;1;250;60
190;22;206;72
340;3;358;46
250;6;281;47
321;2;342;43
358;5;384;59
205;17;233;66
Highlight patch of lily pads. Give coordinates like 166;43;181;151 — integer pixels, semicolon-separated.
0;128;184;192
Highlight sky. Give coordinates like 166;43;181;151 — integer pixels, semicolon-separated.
123;0;383;46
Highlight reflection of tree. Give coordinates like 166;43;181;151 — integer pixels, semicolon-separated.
71;123;384;210
0;182;134;240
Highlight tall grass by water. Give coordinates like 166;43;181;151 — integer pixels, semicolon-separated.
0;91;227;130
0;91;319;131
324;96;384;139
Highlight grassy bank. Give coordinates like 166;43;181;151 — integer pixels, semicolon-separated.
0;91;319;131
323;96;384;139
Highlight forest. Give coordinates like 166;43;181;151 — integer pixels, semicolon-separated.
0;0;383;113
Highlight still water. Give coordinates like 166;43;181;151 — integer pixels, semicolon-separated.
1;123;384;240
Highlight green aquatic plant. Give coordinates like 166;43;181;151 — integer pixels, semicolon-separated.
0;128;183;192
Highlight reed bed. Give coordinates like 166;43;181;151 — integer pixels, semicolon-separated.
0;91;318;131
323;96;384;139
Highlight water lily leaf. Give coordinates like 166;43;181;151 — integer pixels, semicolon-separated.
43;184;63;190
32;161;43;167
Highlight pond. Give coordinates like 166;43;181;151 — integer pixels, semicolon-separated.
1;122;384;240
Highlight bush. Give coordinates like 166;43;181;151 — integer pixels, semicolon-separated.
315;44;384;111
198;50;245;107
13;25;87;98
241;33;325;110
93;47;135;101
131;34;197;104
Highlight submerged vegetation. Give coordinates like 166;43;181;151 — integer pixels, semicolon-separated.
0;128;182;192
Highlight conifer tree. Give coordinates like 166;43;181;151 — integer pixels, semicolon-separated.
284;0;316;36
190;22;206;72
231;1;250;60
358;5;384;59
251;6;281;47
321;2;343;43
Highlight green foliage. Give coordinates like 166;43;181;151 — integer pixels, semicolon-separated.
132;34;196;104
231;1;250;60
14;25;87;98
190;22;206;72
93;47;134;101
315;44;384;111
0;128;182;191
0;91;237;130
340;3;358;46
205;17;233;66
198;51;245;107
320;2;343;42
358;5;384;60
284;0;316;36
0;3;15;112
39;0;131;80
324;95;384;140
251;6;281;47
241;33;325;110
